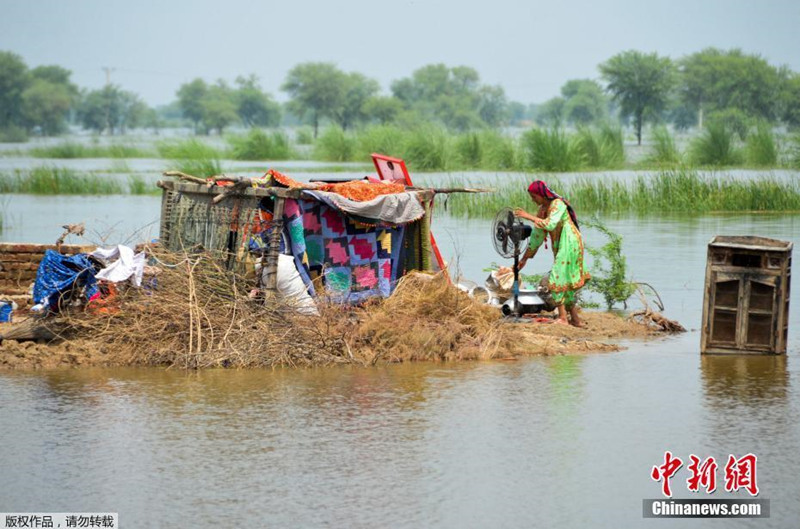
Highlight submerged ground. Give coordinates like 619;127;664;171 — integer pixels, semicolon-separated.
0;153;798;527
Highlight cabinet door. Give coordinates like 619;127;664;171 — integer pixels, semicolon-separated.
743;276;777;350
709;273;741;346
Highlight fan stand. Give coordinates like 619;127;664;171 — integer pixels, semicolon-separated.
511;239;521;317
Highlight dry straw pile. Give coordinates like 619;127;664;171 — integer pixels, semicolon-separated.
59;250;523;368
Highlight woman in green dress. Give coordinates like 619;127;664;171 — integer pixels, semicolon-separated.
514;180;590;326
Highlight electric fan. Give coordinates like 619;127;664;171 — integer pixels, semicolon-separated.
492;208;533;316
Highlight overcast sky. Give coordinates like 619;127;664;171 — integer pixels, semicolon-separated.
2;0;799;106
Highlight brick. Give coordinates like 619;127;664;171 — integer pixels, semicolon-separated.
0;252;41;263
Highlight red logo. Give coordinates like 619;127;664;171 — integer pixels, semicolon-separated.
724;454;759;496
651;451;683;497
651;452;758;497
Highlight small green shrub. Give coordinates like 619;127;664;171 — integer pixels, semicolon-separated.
584;219;636;309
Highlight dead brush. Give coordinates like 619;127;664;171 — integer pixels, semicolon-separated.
61;250;356;368
57;250;525;368
350;272;515;363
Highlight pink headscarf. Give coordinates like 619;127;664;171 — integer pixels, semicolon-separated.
528;180;580;229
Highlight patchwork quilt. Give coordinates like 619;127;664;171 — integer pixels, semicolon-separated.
282;199;406;304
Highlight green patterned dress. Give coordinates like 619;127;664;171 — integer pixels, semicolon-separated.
525;198;590;306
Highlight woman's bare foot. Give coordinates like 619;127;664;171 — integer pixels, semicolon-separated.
554;318;570;326
568;306;584;327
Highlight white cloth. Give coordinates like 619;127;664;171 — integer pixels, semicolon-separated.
256;254;319;316
91;245;146;287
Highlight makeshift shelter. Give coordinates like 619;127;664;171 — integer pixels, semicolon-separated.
157;168;452;304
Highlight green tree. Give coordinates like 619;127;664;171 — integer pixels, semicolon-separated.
330;72;379;131
679;48;783;127
0;51;30;129
779;73;800;129
201;81;238;135
21;79;73;135
600;50;676;145
507;101;529;126
77;85;145;135
476;85;508;127
390;63;504;129
536;97;565;127
20;65;79;135
177;78;209;133
363;96;403;124
282;62;346;138
560;79;608;125
235;74;281;128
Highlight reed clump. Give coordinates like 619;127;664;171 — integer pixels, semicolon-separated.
158;139;223;178
0;166;124;194
644;127;683;166
688;123;743;166
402;126;452;171
313;127;357;162
744;125;778;167
227;129;294;160
354;125;410;161
29;142;149;159
576;126;625;169
521;128;584;172
442;169;800;217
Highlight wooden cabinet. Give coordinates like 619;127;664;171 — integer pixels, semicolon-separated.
701;236;792;355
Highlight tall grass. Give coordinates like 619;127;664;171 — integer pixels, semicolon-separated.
158;139;223;177
575;126;624;169
475;130;518;170
0;166;125;194
745;125;778;167
295;127;314;145
402;126;452;171
29;142;150;158
227;129;294;161
789;134;800;169
0;126;28;143
313;127;357;162
688;123;743;166
454;132;482;168
521;128;584;171
441;169;800;217
128;175;158;195
354;125;409;160
645;127;682;166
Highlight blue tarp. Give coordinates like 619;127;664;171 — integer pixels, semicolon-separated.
33;250;99;310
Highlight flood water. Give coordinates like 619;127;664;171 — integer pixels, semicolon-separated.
1;170;799;527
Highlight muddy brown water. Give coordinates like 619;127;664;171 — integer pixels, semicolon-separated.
1;191;799;527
